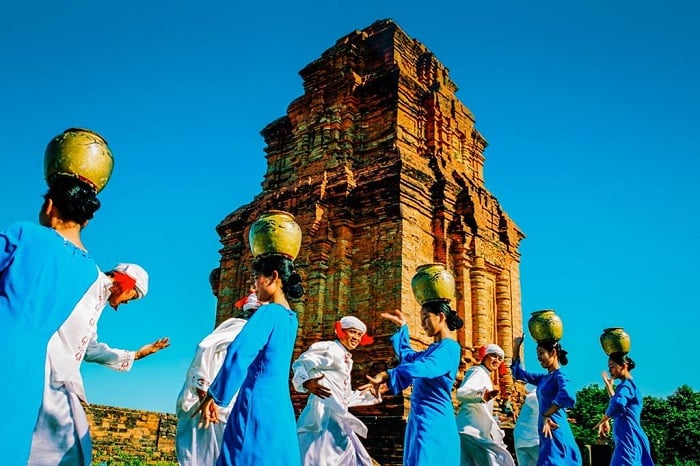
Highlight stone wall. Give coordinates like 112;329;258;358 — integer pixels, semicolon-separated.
87;403;609;465
86;404;177;464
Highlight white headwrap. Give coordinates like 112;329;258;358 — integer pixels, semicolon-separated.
339;316;367;334
484;343;505;359
112;263;149;298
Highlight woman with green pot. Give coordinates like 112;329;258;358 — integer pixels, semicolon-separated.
511;336;582;465
363;302;464;466
595;353;654;465
195;254;303;466
1;174;104;464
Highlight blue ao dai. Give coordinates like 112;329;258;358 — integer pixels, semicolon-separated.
209;303;300;466
511;359;582;466
0;222;99;464
387;324;461;466
606;379;654;466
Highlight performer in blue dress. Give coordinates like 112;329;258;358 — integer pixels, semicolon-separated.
194;255;303;466
595;352;654;465
511;335;582;466
364;302;464;466
1;175;102;464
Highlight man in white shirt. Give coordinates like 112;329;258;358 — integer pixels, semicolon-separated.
28;263;169;466
456;343;516;466
292;316;381;466
175;292;261;465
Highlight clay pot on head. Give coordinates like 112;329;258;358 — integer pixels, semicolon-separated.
600;328;631;355
411;264;456;305
44;128;114;193
528;309;564;342
248;210;302;260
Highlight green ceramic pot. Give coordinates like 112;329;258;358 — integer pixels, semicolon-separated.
411;263;455;305
249;210;302;259
44;128;114;193
600;328;631;355
528;309;564;342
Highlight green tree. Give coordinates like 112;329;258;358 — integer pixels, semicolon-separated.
570;384;700;465
641;393;671;463
568;384;611;446
643;385;700;465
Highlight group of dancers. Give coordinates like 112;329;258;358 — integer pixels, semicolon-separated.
175;272;654;466
2;128;653;466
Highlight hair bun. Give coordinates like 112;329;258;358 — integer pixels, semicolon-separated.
288;271;302;286
447;312;464;331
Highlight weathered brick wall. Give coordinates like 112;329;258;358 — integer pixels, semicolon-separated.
86;404;177;464
85;404;526;466
213;19;525;465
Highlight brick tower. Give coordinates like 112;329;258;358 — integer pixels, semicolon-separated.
213;19;524;464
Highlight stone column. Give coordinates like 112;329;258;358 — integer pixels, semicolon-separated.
496;269;514;391
508;259;524;344
450;230;472;348
470;256;489;347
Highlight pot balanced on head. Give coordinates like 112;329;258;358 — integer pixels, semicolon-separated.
527;309;564;343
248;210;302;260
411;264;456;306
44;128;114;194
600;327;631;355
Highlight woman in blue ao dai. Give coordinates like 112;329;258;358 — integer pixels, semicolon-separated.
194;255;303;466
1;175;102;464
511;335;582;466
595;352;654;465
364;302;464;466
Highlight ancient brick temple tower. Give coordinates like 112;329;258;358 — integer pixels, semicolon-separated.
213;19;524;464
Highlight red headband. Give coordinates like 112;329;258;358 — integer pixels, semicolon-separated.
334;321;374;346
112;271;136;293
234;294;249;309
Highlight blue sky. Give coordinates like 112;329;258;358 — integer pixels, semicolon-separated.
2;1;698;413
